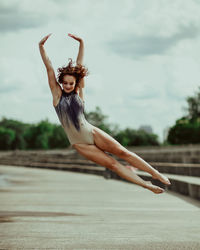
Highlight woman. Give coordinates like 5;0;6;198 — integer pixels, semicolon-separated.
38;33;171;194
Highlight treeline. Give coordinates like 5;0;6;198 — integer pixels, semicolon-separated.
0;106;159;150
0;118;69;150
1;86;200;150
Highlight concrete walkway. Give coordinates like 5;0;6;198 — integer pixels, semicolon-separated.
0;165;200;250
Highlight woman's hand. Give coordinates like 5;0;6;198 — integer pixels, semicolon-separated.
68;33;83;43
39;33;52;47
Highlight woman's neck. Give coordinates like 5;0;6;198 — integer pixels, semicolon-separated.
62;89;75;96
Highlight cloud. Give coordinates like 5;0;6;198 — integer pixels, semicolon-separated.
1;0;200;143
0;83;20;93
107;23;200;59
0;3;47;33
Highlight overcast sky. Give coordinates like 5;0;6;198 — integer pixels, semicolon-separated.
1;0;200;143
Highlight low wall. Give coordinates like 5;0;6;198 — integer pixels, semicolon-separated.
0;147;200;201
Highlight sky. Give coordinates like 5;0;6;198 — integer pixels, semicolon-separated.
1;0;200;143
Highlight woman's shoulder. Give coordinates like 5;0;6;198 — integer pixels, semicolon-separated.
53;89;63;108
76;93;85;104
53;94;62;108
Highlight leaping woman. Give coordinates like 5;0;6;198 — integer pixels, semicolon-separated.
38;33;171;194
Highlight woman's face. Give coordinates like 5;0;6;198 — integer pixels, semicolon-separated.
61;75;76;93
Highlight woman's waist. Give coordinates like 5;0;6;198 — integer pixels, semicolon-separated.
63;119;93;134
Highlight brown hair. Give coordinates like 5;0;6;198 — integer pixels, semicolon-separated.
57;58;89;87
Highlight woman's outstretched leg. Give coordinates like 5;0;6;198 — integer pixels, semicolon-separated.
73;143;165;194
91;127;171;186
121;150;171;185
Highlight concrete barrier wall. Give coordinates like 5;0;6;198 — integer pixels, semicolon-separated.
128;144;200;163
0;147;200;201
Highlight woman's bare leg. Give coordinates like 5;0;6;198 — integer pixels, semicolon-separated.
123;152;170;185
91;126;171;185
72;143;164;194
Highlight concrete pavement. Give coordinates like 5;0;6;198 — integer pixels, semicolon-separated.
0;165;200;249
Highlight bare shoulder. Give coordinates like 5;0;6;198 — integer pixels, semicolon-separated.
53;85;62;107
78;93;85;103
45;67;62;107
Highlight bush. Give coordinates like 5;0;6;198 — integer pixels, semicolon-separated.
0;126;16;150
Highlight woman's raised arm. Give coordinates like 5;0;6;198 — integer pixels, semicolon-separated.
68;33;84;65
38;33;54;71
68;33;85;90
38;33;62;102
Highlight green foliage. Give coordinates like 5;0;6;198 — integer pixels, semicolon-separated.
48;125;70;148
85;107;159;146
113;127;159;147
167;86;200;145
0;105;160;150
183;86;200;122
0;117;70;150
0;126;16;150
85;106;108;126
0;117;27;149
23;118;69;149
167;116;200;144
85;106;113;134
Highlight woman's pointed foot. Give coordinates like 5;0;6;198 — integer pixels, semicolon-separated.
144;181;165;194
152;171;171;185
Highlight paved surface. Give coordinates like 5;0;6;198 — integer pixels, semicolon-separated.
0;165;200;250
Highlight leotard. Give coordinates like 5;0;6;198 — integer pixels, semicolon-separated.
54;89;94;146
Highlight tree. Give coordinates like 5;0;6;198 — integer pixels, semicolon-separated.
0;126;15;150
0;117;27;149
183;86;200;122
167;86;200;145
23;119;54;149
167;117;200;144
114;127;159;146
85;106;112;133
49;125;70;148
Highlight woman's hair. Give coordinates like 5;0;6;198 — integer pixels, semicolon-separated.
57;58;89;86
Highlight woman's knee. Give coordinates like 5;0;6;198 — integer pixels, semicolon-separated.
105;158;120;171
114;147;131;159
